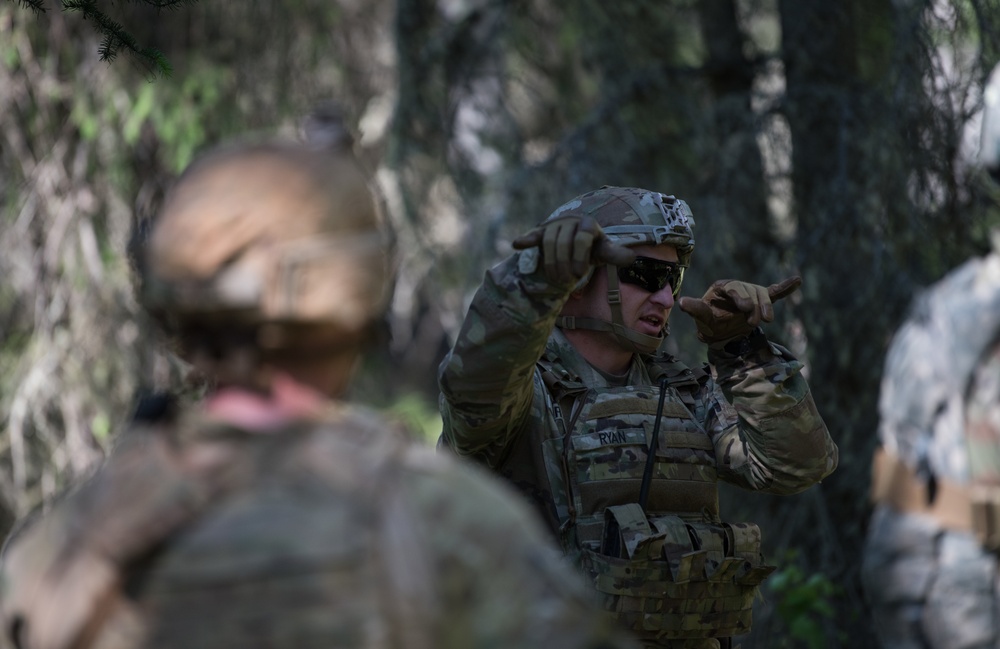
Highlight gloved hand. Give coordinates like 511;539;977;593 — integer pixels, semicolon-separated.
678;276;802;344
512;215;635;284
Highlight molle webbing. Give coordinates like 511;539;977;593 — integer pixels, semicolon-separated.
587;397;693;421
569;390;719;547
550;369;773;640
575;458;719;545
576;476;719;519
585;510;773;640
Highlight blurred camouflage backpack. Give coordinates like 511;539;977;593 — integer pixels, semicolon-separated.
872;237;1000;551
1;405;442;649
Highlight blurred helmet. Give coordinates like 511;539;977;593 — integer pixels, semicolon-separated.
551;186;696;355
141;121;391;348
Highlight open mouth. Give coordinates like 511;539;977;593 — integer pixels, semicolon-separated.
639;315;664;332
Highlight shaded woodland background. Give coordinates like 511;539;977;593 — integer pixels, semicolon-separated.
4;0;1000;646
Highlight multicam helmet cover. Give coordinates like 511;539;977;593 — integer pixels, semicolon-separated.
571;186;696;268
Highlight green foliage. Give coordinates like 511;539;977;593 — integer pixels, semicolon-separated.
127;65;226;171
765;553;839;649
90;411;111;441
382;393;442;446
68;60;224;172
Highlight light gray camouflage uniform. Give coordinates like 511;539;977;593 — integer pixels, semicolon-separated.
439;188;838;648
863;242;1000;649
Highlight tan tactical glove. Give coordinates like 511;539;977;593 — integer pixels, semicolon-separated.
678;276;802;344
512;215;635;284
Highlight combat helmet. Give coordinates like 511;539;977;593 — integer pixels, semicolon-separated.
140;112;392;365
552;185;695;354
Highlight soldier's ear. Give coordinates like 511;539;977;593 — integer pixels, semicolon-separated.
569;289;584;300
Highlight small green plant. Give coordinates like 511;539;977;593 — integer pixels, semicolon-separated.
766;552;838;649
383;393;442;446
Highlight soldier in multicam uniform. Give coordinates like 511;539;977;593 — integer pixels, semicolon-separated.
438;187;839;649
863;234;1000;649
0;116;637;649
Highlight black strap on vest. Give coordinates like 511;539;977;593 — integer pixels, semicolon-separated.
638;376;671;509
601;376;669;558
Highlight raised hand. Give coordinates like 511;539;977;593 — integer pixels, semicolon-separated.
512;215;635;284
678;276;801;343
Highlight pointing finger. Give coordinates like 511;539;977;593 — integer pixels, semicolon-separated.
768;276;802;303
511;228;542;250
594;240;636;267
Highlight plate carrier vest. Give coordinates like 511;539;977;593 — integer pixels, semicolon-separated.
536;350;775;642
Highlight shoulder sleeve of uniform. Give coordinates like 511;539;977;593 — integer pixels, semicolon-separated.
704;342;838;494
438;255;570;465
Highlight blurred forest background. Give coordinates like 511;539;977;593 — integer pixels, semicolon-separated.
4;0;1000;646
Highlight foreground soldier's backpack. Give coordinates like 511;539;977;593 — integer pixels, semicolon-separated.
0;404;440;649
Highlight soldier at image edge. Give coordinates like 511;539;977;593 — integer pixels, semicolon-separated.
863;231;1000;649
438;187;840;649
0;109;638;649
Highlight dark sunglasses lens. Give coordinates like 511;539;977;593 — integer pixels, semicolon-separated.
618;258;683;293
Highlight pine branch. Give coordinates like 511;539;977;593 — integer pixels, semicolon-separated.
120;0;199;7
10;0;47;13
10;0;199;75
62;0;174;77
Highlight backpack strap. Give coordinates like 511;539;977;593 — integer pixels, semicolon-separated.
342;415;439;649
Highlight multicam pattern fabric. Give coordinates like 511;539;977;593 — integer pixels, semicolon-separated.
438;252;838;646
863;249;1000;649
0;403;636;649
550;187;695;254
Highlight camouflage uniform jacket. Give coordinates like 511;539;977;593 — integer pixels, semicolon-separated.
438;254;837;645
0;400;636;649
875;250;1000;488
862;249;1000;649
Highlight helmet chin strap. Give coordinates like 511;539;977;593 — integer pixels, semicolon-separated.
555;266;664;355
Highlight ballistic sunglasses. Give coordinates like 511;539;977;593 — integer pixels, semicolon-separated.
617;256;686;295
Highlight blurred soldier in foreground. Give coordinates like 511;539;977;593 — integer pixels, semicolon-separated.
438;187;839;648
863;234;1000;649
0;114;635;649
